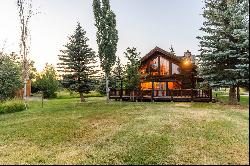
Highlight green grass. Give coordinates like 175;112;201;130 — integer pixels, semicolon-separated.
56;90;104;99
213;91;249;105
0;97;248;164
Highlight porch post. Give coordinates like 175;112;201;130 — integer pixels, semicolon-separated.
152;80;154;102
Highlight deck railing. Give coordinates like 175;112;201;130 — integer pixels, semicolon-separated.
109;88;212;102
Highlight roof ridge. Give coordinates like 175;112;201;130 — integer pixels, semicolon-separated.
140;46;181;62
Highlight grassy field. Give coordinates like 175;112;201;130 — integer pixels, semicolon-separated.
0;97;249;165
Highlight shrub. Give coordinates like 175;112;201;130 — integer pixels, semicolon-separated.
34;64;59;99
0;100;26;114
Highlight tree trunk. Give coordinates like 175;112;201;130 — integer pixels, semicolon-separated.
23;79;27;109
237;86;240;102
80;92;85;102
229;86;237;104
106;75;110;102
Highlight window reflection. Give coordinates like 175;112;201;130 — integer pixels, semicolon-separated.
149;57;159;76
141;82;152;90
140;64;147;76
172;63;180;75
168;81;182;89
160;57;170;75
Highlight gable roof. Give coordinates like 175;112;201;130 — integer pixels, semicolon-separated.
140;46;182;63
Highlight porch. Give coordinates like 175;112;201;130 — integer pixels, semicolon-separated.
109;89;213;102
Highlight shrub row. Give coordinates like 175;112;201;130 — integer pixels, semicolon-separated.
0;100;26;114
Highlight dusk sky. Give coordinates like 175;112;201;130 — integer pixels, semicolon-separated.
0;0;205;71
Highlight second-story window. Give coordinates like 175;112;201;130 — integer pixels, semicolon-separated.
172;63;181;75
160;57;170;75
149;56;159;76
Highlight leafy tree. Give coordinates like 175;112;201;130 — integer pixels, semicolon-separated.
93;0;119;102
96;73;108;95
34;64;59;98
17;0;34;103
197;0;249;104
0;53;22;101
58;23;97;102
28;60;37;80
124;47;141;90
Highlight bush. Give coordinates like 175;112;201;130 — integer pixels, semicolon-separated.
34;64;59;99
0;100;26;114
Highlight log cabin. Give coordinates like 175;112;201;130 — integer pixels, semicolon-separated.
109;47;212;102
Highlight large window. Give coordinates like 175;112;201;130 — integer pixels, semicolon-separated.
149;57;159;75
172;63;180;75
140;64;147;76
160;57;170;75
141;82;152;90
168;81;182;89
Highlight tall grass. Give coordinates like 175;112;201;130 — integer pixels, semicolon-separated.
0;99;26;114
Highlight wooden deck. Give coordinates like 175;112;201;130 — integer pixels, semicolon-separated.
109;89;212;102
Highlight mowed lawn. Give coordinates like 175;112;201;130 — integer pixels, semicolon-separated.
0;97;249;165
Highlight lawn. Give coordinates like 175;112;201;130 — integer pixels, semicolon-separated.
0;97;249;165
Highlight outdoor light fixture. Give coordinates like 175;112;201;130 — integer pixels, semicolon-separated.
184;59;191;66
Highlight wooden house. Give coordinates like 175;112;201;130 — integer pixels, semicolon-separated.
109;47;212;102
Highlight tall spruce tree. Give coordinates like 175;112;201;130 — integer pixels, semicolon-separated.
197;0;249;104
58;23;97;102
124;47;141;90
93;0;118;102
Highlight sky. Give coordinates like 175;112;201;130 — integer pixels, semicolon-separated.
0;0;205;72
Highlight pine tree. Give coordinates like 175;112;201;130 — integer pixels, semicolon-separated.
124;47;141;90
93;0;119;102
197;0;249;104
58;23;97;102
111;57;124;89
113;57;123;80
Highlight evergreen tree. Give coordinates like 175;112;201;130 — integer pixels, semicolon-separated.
113;57;123;80
124;47;141;90
93;0;119;102
197;0;249;104
58;23;97;102
111;57;124;89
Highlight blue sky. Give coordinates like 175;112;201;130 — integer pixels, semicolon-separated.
0;0;205;71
